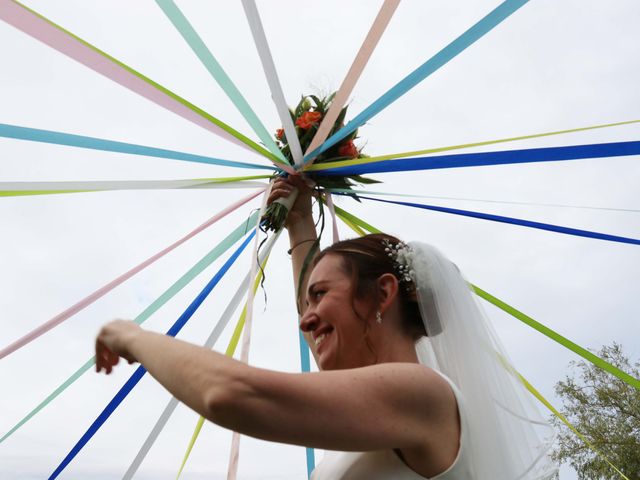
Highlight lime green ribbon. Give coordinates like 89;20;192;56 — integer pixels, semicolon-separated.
0;175;271;197
334;207;633;478
154;0;289;168
11;0;279;163
473;285;640;391
306;119;640;172
175;255;268;479
331;206;640;391
514;369;630;480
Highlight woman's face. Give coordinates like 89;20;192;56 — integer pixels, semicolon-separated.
300;254;375;370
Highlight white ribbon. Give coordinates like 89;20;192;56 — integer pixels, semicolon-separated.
241;0;302;169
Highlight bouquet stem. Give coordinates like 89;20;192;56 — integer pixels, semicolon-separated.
262;186;298;232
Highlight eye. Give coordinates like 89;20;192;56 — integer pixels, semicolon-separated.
308;289;326;303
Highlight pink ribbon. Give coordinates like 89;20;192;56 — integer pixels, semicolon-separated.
0;0;257;155
226;185;273;480
304;0;400;162
0;189;264;360
325;192;340;243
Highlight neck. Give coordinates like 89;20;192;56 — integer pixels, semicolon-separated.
371;329;419;364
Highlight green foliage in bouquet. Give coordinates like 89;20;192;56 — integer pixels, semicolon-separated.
262;93;380;232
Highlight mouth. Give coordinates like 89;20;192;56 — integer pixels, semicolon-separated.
314;329;333;351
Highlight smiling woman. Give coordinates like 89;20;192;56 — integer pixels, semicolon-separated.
95;174;557;479
3;1;638;477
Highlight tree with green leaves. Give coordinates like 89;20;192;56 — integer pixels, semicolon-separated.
551;343;640;479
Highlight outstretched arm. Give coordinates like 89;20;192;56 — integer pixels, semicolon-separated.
95;320;457;453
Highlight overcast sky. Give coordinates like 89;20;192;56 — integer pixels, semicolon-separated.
1;1;639;479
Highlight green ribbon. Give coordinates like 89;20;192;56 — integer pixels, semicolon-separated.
307;119;640;172
332;206;640;391
12;0;279;163
0;212;257;444
472;286;640;391
155;0;288;168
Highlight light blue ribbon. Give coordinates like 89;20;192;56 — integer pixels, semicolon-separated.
0;123;275;171
303;0;529;162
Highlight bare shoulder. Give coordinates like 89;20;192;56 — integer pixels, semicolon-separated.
243;361;458;450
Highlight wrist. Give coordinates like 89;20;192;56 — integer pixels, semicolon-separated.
124;326;148;358
286;211;315;232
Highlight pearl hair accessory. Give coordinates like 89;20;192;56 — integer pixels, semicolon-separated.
382;239;416;293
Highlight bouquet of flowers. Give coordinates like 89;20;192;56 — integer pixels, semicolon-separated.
262;93;380;232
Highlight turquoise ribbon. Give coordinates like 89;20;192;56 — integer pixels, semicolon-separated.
155;0;288;166
0;213;258;445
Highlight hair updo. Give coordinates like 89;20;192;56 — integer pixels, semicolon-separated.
314;233;427;340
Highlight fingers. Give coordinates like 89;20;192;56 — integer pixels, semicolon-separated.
267;178;295;205
95;319;140;374
96;338;116;374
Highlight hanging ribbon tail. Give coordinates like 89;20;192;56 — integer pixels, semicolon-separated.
350;194;640;246
154;0;288;168
176;232;280;479
132;234;278;480
48;229;256;479
0;0;277;160
0;124;274;171
325;192;340;244
306;0;530;159
309;140;640;175
226;188;272;480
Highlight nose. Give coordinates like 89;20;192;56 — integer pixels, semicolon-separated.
299;311;319;333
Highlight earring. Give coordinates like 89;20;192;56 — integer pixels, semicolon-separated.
376;311;383;324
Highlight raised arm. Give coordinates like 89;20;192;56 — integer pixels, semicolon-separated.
268;175;317;314
268;175;319;362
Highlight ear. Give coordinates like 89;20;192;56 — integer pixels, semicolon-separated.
377;273;399;315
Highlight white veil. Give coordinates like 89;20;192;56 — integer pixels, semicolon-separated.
408;242;557;480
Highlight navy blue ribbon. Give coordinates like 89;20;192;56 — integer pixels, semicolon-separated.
351;195;640;246
49;229;256;479
316;141;640;176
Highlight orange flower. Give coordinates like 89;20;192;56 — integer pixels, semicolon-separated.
276;128;285;140
295;111;322;129
338;140;359;159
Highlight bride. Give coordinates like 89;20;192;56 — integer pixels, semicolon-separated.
95;176;556;479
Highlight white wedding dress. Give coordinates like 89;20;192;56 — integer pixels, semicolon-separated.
311;242;556;479
310;369;473;480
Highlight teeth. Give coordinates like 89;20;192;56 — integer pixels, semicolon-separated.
315;333;327;346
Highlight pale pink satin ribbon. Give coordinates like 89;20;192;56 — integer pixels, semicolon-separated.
0;0;259;156
226;184;273;480
225;3;399;476
304;0;400;162
0;188;264;360
325;192;340;243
